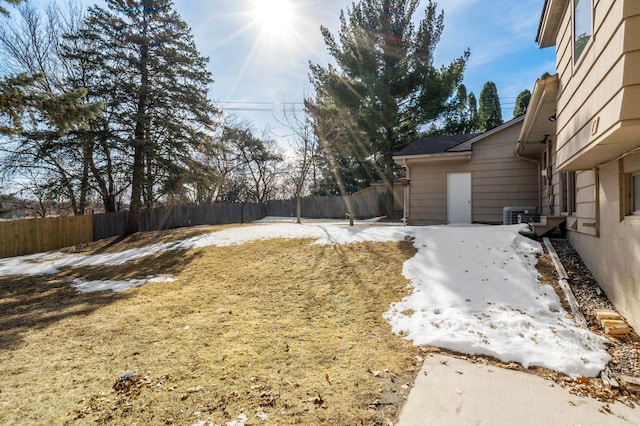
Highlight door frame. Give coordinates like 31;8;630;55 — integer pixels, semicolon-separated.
447;172;472;224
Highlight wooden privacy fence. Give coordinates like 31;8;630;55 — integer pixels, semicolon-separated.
1;188;402;258
93;203;263;241
266;186;404;219
0;215;93;258
0;203;263;259
267;191;381;219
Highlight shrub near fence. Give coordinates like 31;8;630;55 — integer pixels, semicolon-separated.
0;215;93;259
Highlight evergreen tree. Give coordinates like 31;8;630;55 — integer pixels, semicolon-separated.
0;0;22;16
307;0;468;217
0;192;15;218
513;89;531;117
478;81;502;132
468;92;478;130
439;84;479;135
0;2;103;215
71;0;217;233
0;73;100;137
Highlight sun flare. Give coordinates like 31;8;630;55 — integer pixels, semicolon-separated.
251;0;294;36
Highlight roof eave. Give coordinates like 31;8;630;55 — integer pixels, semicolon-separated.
517;74;559;155
537;0;569;47
393;151;471;165
448;116;526;152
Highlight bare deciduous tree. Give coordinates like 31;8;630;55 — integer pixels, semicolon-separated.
277;105;318;224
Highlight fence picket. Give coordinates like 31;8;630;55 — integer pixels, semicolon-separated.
1;189;401;259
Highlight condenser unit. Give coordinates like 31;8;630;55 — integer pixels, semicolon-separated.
503;206;537;225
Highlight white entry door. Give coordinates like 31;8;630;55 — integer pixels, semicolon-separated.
447;172;472;224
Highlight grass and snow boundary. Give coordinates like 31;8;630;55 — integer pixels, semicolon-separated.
0;221;610;377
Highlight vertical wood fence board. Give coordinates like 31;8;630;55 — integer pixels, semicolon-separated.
3;192;385;259
0;215;93;259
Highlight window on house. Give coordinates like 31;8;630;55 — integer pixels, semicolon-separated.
560;171;576;215
574;0;592;63
621;171;640;218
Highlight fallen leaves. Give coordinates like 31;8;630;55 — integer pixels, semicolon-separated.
113;372;149;397
545;371;636;407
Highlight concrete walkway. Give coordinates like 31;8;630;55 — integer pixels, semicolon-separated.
397;353;639;425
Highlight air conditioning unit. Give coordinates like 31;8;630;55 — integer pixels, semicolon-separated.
503;206;537;225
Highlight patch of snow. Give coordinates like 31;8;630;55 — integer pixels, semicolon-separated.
254;215;389;224
71;275;176;293
0;241;180;276
180;222;406;248
383;226;609;377
0;223;611;376
226;413;247;426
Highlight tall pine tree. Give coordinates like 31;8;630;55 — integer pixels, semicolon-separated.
513;89;531;117
72;0;216;233
439;84;479;135
307;0;468;218
1;2;105;215
478;81;503;132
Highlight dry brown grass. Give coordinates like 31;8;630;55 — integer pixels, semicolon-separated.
0;226;420;425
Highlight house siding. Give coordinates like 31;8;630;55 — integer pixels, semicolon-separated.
538;0;640;331
554;0;640;170
572;169;598;235
406;123;538;225
568;151;640;331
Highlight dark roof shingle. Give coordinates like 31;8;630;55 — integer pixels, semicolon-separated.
395;133;480;156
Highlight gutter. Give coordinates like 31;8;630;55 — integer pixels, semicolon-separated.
392;151;471;164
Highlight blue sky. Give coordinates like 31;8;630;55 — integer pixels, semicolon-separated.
64;0;556;139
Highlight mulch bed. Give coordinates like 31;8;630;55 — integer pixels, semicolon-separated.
545;239;640;406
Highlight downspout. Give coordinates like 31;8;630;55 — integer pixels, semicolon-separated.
515;142;542;214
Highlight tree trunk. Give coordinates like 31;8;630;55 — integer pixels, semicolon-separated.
144;153;153;208
89;140;117;213
126;13;149;234
57;163;79;215
385;129;396;220
127;145;144;234
78;135;92;215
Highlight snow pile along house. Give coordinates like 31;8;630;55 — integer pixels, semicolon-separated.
396;0;640;332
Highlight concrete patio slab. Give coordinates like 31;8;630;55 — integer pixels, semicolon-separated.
397;353;639;426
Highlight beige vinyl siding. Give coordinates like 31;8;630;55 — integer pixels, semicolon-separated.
573;170;598;235
409;161;462;225
568;151;640;331
407;124;538;225
554;0;640;169
538;0;640;331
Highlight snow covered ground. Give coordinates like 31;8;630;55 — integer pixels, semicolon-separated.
0;220;610;377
